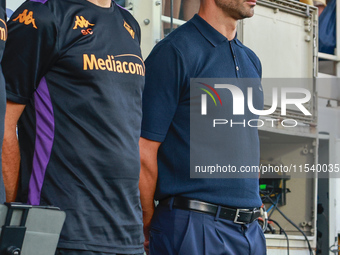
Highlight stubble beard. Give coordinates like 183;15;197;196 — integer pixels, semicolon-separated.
214;0;255;20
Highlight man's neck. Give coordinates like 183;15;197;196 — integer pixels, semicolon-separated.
198;2;237;41
87;0;112;8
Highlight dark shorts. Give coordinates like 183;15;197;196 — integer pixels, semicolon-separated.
55;249;144;255
149;204;267;255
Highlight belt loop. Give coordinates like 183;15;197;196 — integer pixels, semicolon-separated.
214;205;221;221
250;208;256;222
169;197;175;211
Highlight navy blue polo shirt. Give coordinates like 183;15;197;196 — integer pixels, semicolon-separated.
141;14;263;208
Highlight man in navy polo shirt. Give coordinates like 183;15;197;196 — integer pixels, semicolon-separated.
139;0;267;254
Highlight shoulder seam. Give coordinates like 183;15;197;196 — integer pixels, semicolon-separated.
26;0;61;71
167;40;189;97
242;47;261;77
168;40;186;71
37;0;61;57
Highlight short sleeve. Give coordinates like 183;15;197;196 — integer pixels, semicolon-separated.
3;1;58;104
141;41;186;142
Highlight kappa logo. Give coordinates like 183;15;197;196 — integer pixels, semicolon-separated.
13;9;37;29
73;16;95;35
73;16;95;30
124;21;135;39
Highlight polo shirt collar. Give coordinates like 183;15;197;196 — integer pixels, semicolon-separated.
190;14;243;48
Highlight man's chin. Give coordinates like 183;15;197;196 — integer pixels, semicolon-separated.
240;11;255;19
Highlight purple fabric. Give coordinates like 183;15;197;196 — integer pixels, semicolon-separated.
30;0;48;3
28;77;54;205
116;3;129;12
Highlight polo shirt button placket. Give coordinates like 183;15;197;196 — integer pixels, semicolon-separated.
230;42;239;77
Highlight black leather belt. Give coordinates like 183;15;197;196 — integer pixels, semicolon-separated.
159;197;262;224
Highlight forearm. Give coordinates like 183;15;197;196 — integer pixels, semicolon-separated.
139;156;158;255
139;167;157;231
139;137;161;254
2;101;26;202
2;129;20;202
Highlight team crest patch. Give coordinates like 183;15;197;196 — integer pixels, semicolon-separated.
13;9;37;29
124;21;135;39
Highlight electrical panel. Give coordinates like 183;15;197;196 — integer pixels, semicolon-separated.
238;0;318;253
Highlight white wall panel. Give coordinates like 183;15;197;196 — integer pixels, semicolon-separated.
6;0;25;18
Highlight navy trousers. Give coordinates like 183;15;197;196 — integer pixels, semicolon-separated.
149;204;267;255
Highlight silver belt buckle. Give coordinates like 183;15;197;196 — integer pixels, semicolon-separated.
233;209;250;224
